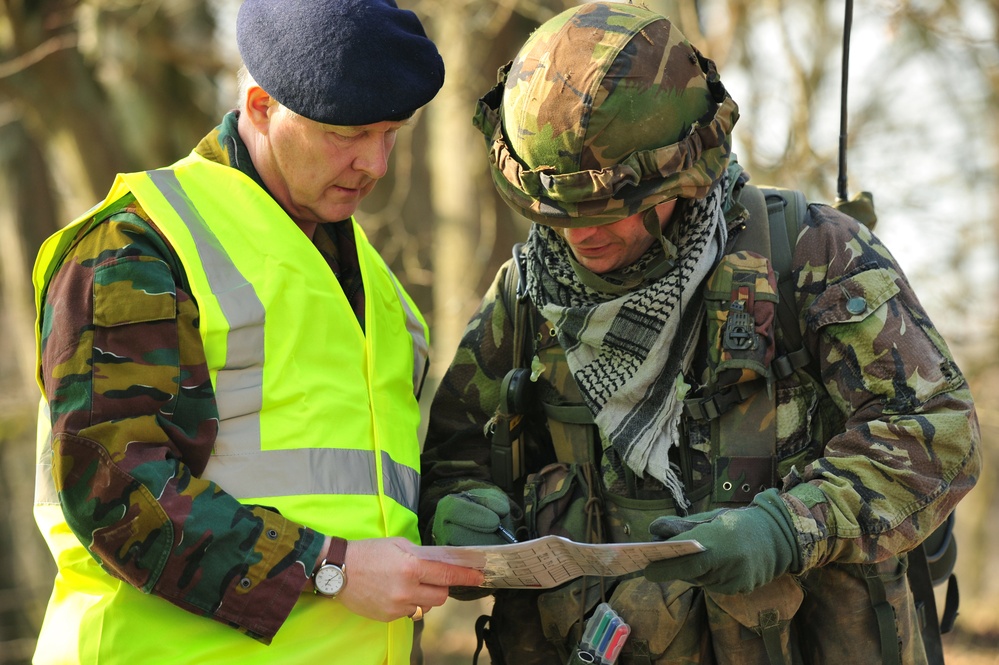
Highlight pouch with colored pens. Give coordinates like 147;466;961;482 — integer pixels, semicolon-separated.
573;602;631;665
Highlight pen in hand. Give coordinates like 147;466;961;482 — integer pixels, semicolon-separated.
496;525;518;544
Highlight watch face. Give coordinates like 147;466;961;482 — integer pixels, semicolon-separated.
315;564;346;597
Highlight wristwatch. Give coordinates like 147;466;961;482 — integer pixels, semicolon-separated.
313;537;348;597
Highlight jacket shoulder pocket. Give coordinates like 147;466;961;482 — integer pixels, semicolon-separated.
93;257;178;327
807;267;898;330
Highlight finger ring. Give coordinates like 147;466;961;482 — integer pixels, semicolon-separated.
410;606;424;622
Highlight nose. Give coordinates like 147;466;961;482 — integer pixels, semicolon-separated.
353;133;392;179
562;225;599;244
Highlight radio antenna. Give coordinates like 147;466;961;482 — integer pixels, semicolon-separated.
836;0;854;202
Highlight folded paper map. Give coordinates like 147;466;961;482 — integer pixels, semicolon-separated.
416;535;704;589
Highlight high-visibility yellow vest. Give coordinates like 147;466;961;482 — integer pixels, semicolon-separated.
32;153;429;664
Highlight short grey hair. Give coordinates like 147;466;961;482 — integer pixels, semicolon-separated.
236;66;297;118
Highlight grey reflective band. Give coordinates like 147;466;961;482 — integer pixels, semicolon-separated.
206;447;379;496
381;449;420;512
385;267;429;394
147;169;266;485
34;400;58;505
145;169;417;512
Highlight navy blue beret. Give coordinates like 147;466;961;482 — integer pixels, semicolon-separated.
236;0;445;126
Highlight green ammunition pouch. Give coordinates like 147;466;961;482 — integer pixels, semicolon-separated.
603;493;676;544
488;457;611;664
532;573;712;664
705;576;804;665
524;462;602;542
538;577;608;663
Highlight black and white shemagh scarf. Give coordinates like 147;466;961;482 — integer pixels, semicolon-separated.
524;180;728;509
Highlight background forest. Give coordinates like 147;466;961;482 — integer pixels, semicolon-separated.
0;0;996;663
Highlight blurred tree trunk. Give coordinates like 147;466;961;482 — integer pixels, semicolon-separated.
425;6;483;378
420;0;572;379
0;125;57;657
1;0;222;395
0;2;225;662
3;1;127;209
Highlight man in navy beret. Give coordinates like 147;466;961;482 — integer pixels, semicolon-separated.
30;1;482;664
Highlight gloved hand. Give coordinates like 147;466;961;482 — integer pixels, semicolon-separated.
432;487;515;547
644;489;801;594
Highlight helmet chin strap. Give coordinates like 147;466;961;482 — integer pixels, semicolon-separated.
643;206;679;263
635;205;678;282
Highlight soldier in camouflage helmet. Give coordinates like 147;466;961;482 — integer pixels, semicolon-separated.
420;3;981;664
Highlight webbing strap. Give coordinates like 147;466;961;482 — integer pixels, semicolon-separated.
746;187;810;365
543;402;595;424
764;192;805;354
941;574;960;634
506;243;532;368
491;244;534;491
683;380;763;421
772;347;812;380
907;544;947;664
765;195;796;279
758;609;790;665
472;614;491;665
680;347;810;423
862;565;903;665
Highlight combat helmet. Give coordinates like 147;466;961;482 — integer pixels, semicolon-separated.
473;2;739;228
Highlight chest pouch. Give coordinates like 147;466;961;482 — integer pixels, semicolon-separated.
704;250;779;388
523;462;603;543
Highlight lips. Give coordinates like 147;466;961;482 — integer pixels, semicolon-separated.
573;244;610;257
328;182;373;203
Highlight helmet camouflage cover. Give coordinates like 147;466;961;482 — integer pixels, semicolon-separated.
473;2;740;227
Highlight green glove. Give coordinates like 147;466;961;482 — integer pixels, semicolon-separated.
432;487;515;546
644;489;801;594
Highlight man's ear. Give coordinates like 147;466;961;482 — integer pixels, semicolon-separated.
243;85;274;132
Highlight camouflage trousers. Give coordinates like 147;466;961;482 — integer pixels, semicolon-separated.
478;557;929;665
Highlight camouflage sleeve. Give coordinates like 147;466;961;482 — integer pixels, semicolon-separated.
780;205;982;571
418;260;519;542
39;203;324;643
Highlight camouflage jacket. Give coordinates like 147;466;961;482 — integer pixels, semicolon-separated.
37;112;366;642
419;203;981;575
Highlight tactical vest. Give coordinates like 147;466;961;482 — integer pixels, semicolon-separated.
32;153;428;665
482;179;957;665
